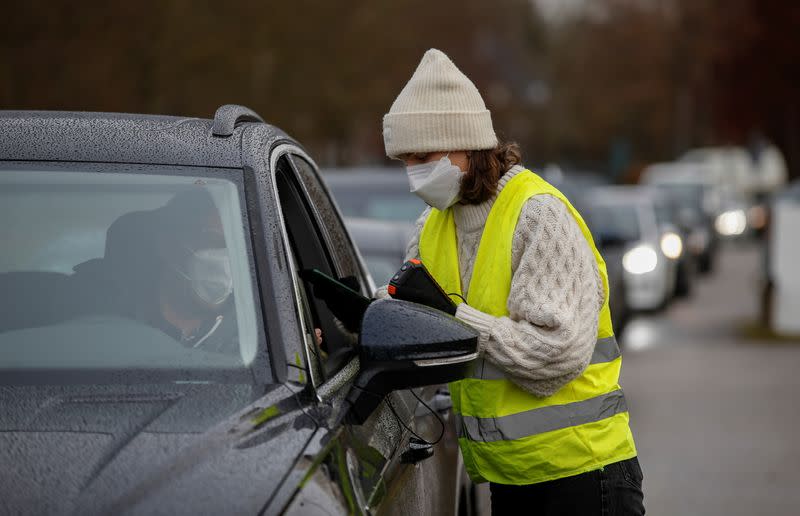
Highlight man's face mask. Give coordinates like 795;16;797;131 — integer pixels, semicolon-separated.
406;155;463;210
177;247;233;306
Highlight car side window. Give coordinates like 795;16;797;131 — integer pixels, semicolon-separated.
274;155;358;379
289;155;371;295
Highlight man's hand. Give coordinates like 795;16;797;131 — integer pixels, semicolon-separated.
373;285;391;300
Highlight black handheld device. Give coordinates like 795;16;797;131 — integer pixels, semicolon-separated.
388;259;457;315
300;269;372;332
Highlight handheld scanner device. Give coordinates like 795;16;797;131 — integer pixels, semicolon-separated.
388;259;457;315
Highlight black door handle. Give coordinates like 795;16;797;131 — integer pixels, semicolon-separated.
400;437;434;464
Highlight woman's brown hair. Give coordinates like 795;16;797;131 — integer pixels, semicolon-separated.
459;141;523;205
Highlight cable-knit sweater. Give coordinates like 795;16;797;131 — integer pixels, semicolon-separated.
402;165;605;397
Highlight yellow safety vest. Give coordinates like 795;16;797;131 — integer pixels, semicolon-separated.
419;170;637;485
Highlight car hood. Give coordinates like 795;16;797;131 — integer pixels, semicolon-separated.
0;382;320;515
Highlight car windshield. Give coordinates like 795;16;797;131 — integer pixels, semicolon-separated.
656;183;704;208
0;166;263;381
653;201;675;226
653;184;706;223
586;203;641;242
327;180;426;223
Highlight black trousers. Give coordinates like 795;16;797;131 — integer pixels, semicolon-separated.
490;457;645;516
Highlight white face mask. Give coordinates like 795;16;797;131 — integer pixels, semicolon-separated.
180;248;233;306
406;155;463;210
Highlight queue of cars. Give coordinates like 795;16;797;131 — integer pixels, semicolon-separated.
562;155;772;328
673;145;799;339
677;145;788;239
541;179;690;334
0;106;480;515
640;163;718;272
324;163;716;342
325;143;787;345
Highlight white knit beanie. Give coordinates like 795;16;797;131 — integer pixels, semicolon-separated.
383;49;498;159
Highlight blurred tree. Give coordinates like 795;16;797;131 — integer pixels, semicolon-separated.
537;0;799;178
1;0;544;166
541;0;720;176
707;0;800;178
2;0;798;176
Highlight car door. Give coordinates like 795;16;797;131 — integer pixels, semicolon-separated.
271;146;462;515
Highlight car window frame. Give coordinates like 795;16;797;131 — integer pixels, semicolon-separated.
269;146;382;384
0;160;271;386
288;154;375;297
268;145;332;389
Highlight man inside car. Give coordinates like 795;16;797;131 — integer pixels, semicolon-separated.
149;189;234;348
72;188;238;352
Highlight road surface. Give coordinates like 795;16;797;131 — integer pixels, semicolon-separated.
620;242;800;515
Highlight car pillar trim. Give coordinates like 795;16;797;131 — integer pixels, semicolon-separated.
467;336;621;380
413;351;479;367
268;143;324;388
457;389;628;442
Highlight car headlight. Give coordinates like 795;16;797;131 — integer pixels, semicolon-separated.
715;209;747;236
660;232;683;260
623;245;658;275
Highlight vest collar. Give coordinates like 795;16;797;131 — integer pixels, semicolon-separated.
453;164;526;232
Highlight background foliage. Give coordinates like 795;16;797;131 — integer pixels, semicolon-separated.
3;0;798;177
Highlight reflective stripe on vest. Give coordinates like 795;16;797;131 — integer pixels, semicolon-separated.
468;335;621;380
459;389;628;442
419;170;637;485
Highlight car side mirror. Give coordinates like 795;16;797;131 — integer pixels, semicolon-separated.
345;298;478;424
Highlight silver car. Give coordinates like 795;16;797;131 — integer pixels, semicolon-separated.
586;186;678;311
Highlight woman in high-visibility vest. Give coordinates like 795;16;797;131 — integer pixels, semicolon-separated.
379;48;644;515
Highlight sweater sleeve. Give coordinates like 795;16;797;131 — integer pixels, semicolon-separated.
454;194;605;397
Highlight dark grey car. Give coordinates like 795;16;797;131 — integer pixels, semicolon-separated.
0;107;478;516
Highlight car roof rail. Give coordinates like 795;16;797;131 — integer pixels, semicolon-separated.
211;104;264;137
